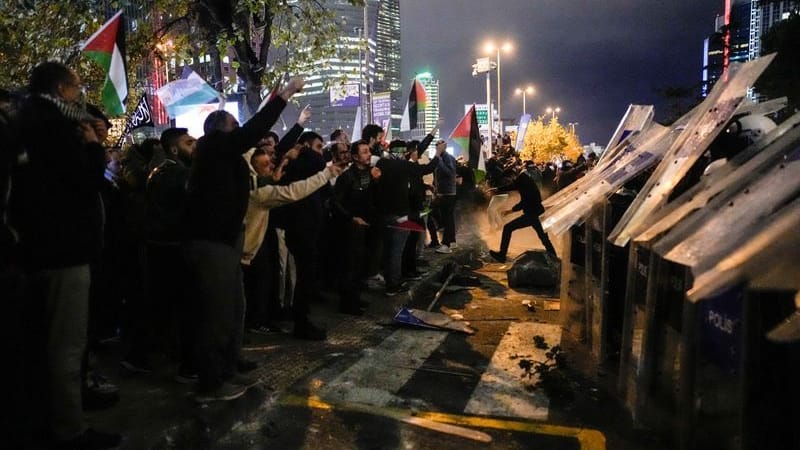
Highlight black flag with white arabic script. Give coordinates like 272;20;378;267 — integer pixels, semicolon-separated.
115;94;154;147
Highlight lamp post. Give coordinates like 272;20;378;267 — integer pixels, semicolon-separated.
484;41;512;135
472;57;497;152
568;122;579;135
515;86;535;116
545;106;561;120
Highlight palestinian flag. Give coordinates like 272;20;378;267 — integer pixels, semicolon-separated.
400;79;428;131
450;105;486;182
81;10;128;116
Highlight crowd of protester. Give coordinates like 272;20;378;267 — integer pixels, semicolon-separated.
0;61;480;449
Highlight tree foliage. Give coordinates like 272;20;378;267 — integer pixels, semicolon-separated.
0;0;363;117
518;116;583;164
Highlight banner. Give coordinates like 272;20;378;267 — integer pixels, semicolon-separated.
372;92;392;129
330;83;360;107
114;94;154;147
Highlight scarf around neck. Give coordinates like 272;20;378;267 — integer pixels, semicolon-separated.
38;93;94;123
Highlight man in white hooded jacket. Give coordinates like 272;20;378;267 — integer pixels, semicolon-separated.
240;143;343;335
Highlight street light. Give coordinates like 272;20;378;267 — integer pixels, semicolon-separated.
545;106;561;120
472;57;497;153
484;40;513;135
515;86;535;116
568;122;579;135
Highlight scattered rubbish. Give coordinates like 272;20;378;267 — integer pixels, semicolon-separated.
521;300;536;312
394;308;475;334
507;251;561;288
287;395;492;443
393;308;441;331
429;262;458;311
543;301;561;311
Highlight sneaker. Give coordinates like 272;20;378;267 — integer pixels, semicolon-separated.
426;242;440;249
449;242;459;249
435;244;452;254
489;250;507;263
366;273;385;283
365;273;386;290
293;321;327;341
194;382;247;403
249;324;285;335
56;428;122;450
174;371;199;384
237;358;259;373
120;358;152;374
86;372;118;395
385;283;409;297
230;372;261;389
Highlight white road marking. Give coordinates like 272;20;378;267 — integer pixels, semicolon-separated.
317;329;448;407
464;321;562;420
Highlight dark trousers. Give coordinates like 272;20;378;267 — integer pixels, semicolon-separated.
147;241;195;372
381;216;410;289
286;225;321;324
499;213;557;256
439;195;457;245
339;222;367;309
29;266;91;440
366;223;384;277
121;239;149;362
184;238;244;392
402;216;424;274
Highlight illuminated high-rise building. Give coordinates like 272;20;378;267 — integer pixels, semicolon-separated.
416;72;440;140
293;0;402;135
702;0;798;97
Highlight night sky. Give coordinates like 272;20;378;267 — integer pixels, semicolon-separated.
400;0;722;145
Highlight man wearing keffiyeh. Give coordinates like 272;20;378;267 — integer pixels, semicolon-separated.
11;61;121;449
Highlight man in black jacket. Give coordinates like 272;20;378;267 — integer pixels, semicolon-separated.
279;130;330;340
489;167;557;262
11;61;120;449
332;140;375;314
183;78;303;402
144;127;197;382
402;122;441;277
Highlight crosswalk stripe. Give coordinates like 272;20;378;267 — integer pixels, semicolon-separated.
317;329;449;406
464;321;562;420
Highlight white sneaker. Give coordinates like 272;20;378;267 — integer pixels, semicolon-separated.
449;242;458;249
436;245;452;254
365;273;385;289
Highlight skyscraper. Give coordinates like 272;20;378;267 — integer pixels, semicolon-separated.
417;72;440;140
293;0;402;135
702;0;798;97
374;0;402;130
